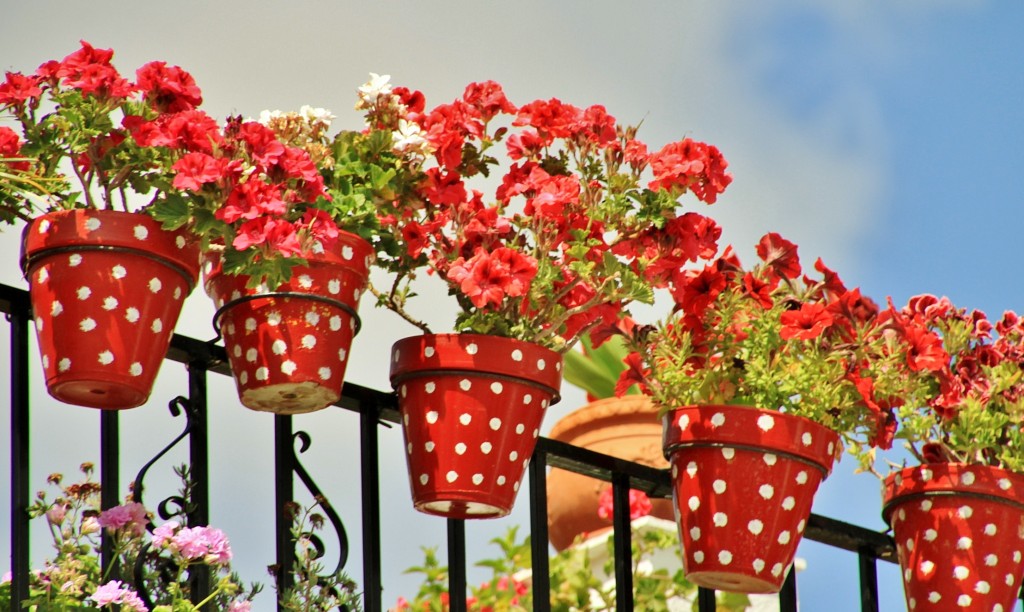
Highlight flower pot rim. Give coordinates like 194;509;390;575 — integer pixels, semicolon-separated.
548;395;656;441
21;209;200;291
882;462;1024;522
390;333;563;402
662;404;840;477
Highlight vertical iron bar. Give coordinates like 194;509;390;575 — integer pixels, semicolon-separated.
447;519;467;612
275;415;295;611
9;308;30;607
779;565;798;612
528;448;550;612
858;551;879;612
697;587;717;611
611;472;633;611
100;410;120;581
187;363;211;605
360;407;382;612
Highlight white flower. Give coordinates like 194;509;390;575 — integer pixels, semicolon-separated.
356;73;392;108
300;105;335;128
393;119;431;156
258;109;284;125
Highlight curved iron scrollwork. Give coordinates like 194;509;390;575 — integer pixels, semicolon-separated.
129;395;199;609
290;429;349;576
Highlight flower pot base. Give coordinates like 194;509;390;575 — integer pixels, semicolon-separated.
48;377;149;410
684;570;781;594
240;381;340;415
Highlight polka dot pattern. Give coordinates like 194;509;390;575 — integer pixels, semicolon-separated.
391;334;562;520
22;210;199;409
884;464;1024;611
663;405;838;593
204;232;372;415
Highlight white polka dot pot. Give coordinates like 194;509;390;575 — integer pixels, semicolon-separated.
883;464;1024;611
203;231;372;414
20;210;200;409
662;404;840;593
390;333;563;520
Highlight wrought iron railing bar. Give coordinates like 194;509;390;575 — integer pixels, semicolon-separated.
100;410;121;581
537;437;672;498
446;519;467;612
8;301;31;606
858;550;880;612
275;415;296;611
360;406;383;612
779;567;797;612
186;363;212;604
528;448;551;612
804;514;896;563
611;472;634;610
697;587;716;611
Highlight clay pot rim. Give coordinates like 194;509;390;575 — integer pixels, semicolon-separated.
882;462;1024;521
548;395;657;441
662;404;840;476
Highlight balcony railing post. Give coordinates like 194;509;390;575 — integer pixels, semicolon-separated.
8;304;31;606
100;410;120;580
779;565;798;611
275;415;295;610
360;405;383;612
187;362;211;604
611;471;634;610
447;519;467;612
858;550;880;612
528;448;551;612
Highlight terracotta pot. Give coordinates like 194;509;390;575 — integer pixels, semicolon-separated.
20;210;200;409
546;395;675;550
883;463;1024;611
390;333;562;519
662;404;839;593
204;231;372;414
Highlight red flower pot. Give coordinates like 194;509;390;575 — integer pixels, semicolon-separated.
20;210;200;409
204;231;372;414
883;464;1024;611
662;405;840;593
390;334;563;519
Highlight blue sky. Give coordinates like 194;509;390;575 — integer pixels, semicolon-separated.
1;2;1022;610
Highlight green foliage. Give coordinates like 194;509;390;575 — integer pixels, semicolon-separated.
562;335;638;399
395;524;751;611
274;498;363;612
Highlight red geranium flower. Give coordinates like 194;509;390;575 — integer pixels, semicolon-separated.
755;232;801;280
447;247;538;309
779;302;834;341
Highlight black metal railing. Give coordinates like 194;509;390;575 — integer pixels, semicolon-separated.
2;280;898;611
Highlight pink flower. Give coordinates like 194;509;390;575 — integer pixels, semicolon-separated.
98;502;148;537
170;525;233;565
597;487;653;521
89;580;149;611
228;600;252;612
152;520;179;548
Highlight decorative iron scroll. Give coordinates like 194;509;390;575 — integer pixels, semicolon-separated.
130;395;203;608
290;429;350;575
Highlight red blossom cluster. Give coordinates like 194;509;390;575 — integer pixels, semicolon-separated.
166;115;333;260
0;41;212;218
617;232;906;449
884;296;1024;463
378;78;732;348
